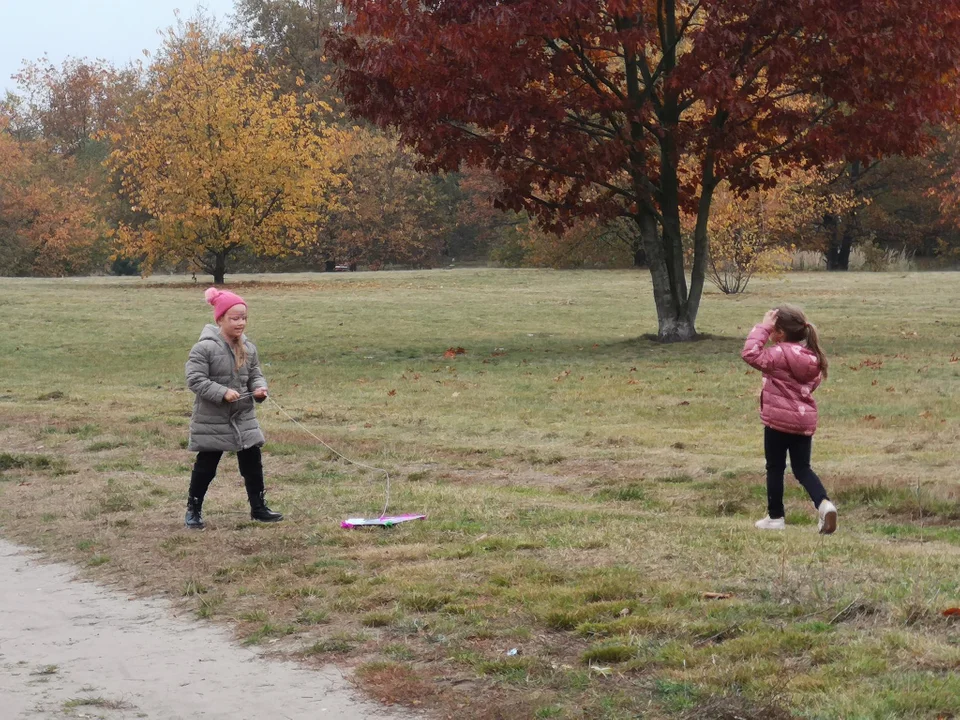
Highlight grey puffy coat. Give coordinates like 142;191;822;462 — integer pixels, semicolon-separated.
185;324;268;452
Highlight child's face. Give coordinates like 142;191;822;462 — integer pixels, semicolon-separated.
218;304;247;341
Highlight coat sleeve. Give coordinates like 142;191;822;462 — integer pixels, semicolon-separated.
246;343;268;401
186;342;229;403
741;324;780;372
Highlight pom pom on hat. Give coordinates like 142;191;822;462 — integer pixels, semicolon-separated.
205;287;247;321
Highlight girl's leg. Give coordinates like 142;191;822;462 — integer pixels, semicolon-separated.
764;427;790;519
787;436;829;509
189;451;223;502
237;447;283;522
186;451;222;529
237;446;265;502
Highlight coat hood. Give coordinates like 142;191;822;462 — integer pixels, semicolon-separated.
198;324;222;343
197;324;247;345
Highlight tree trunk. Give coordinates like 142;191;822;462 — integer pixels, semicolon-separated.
826;221;853;271
212;250;227;284
637;211;697;342
623;3;699;343
825;161;861;271
686;152;717;329
324;260;336;272
633;244;647;267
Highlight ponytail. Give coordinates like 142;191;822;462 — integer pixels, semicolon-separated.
806;323;828;380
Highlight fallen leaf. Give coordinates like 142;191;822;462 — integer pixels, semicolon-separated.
703;592;733;600
678;400;690;406
863;414;878;421
942;608;960;617
627;379;639;385
452;392;460;398
618;607;631;617
387;389;396;396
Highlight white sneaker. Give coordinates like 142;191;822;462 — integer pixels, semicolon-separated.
818;500;838;535
755;516;786;530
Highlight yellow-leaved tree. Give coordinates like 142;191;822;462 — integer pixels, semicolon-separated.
108;20;340;283
702;165;858;294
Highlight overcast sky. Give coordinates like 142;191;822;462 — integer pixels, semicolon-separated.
1;0;237;94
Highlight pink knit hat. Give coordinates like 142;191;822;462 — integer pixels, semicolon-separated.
204;287;247;321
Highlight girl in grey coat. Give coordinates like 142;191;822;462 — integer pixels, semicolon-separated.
183;287;283;529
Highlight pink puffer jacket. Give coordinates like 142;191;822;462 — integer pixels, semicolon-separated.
741;324;822;436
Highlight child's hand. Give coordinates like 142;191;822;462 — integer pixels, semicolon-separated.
762;309;778;329
253;387;268;400
224;389;240;402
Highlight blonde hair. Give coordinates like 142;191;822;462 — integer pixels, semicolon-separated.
775;304;828;379
217;322;248;371
230;339;247;371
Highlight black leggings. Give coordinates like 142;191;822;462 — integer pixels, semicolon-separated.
189;447;264;504
764;426;829;519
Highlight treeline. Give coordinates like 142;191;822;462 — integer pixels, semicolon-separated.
2;1;960;283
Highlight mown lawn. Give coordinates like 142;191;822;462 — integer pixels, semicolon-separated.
1;269;959;719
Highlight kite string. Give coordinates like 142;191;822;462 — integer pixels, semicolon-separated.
259;395;391;518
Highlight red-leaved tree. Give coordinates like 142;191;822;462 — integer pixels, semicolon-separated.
331;0;960;340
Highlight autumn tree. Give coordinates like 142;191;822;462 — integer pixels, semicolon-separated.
3;56;140;157
235;0;345;108
927;122;960;261
108;20;341;283
0;116;104;276
310;126;451;268
237;0;483;268
703;166;856;293
331;1;960;341
2;56;146;273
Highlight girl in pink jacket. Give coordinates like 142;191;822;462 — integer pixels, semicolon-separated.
741;305;838;534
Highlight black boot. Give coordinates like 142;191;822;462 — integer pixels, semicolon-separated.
185;496;205;530
250;491;283;523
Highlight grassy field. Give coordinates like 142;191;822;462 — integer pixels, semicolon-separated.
1;269;959;719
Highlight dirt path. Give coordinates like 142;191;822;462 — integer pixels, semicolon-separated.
0;539;418;720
